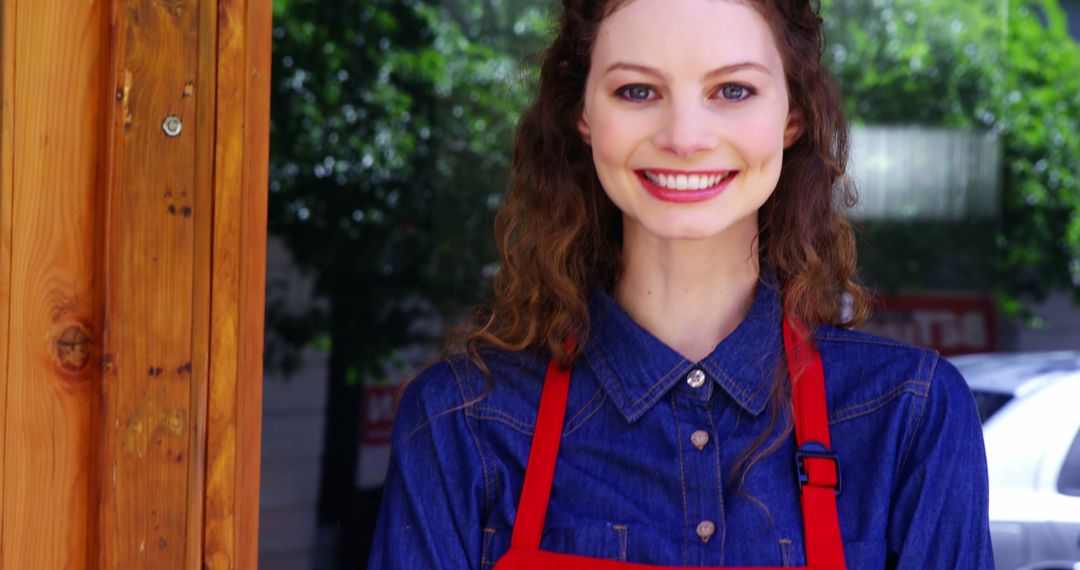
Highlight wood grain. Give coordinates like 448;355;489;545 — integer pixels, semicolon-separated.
1;0;270;567
203;0;272;565
203;0;243;558
238;1;272;566
99;0;201;567
184;0;220;565
1;0;104;567
0;0;14;563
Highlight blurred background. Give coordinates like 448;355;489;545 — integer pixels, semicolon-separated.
258;0;1080;568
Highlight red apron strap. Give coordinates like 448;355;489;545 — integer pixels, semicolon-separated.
509;348;572;550
783;317;846;570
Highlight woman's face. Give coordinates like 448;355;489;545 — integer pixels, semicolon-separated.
579;0;801;244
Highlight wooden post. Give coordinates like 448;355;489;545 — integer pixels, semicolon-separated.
0;1;102;567
0;0;271;568
203;0;272;568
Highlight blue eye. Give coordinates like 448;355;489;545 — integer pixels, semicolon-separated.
615;84;654;102
718;84;755;101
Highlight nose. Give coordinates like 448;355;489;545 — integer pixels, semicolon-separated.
653;99;719;158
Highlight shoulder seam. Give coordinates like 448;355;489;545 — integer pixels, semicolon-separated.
898;349;936;472
466;386;608;437
816;333;909;349
466;405;533;436
827;379;929;426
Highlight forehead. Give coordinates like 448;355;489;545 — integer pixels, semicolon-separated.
593;0;783;75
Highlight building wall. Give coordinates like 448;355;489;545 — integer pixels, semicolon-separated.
1013;292;1080;352
259;238;329;570
259;351;329;570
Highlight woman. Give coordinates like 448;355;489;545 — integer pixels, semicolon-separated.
369;0;993;568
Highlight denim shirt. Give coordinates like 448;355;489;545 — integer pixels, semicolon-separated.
369;279;994;569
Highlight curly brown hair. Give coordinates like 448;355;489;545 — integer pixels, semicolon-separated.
455;0;867;356
446;0;869;490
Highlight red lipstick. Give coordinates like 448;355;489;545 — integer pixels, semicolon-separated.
635;169;738;204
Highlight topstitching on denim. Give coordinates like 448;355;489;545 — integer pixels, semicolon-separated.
898;351;936;473
465;385;607;437
670;391;692;566
450;358;498;514
584;331;688;422
699;359;771;416
827;380;928;425
705;399;728;564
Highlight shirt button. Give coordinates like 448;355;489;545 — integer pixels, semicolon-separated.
696;520;716;543
686;369;706;388
690;430;710;450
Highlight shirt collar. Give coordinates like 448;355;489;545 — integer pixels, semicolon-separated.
583;272;784;422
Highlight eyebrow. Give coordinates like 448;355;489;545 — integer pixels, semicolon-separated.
603;61;771;80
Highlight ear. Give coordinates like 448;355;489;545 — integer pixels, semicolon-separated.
783;107;804;148
577;106;592;146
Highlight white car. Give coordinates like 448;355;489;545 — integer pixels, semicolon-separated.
949;351;1080;570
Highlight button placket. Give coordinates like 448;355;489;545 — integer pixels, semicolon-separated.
672;380;724;564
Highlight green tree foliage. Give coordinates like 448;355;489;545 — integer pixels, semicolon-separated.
266;0;549;534
822;0;1080;310
267;0;547;378
995;0;1080;312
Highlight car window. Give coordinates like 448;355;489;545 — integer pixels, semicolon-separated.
971;390;1014;424
1058;424;1080;497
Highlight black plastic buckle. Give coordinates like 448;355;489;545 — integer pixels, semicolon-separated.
795;440;842;496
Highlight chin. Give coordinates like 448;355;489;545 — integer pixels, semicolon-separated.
641;218;739;241
656;209;751;236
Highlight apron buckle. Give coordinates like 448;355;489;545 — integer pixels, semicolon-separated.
795;440;842;496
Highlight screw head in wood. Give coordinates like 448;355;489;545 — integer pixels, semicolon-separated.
162;115;183;137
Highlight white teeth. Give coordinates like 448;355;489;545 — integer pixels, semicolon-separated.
644;171;733;191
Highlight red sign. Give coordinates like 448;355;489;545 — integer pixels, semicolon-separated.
361;385;400;446
858;293;996;356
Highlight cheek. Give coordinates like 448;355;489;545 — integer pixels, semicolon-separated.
588;110;636;165
738;125;790;168
586;113;646;211
730;113;788;168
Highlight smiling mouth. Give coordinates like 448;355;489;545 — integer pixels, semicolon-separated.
640;170;738;191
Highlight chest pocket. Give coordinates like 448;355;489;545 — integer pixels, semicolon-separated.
481;524;628;567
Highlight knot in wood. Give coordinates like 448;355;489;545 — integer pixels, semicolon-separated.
54;325;92;372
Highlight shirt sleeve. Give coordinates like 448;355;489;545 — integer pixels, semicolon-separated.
368;361;491;570
887;355;995;569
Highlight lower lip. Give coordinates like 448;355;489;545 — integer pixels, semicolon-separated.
636;172;737;203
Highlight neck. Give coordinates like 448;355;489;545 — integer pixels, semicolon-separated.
615;219;761;362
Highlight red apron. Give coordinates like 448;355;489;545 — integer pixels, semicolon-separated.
494;318;847;570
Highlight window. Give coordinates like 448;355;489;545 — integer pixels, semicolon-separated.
1057;425;1080;497
970;390;1014;424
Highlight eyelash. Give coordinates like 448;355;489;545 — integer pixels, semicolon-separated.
613;83;757;103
